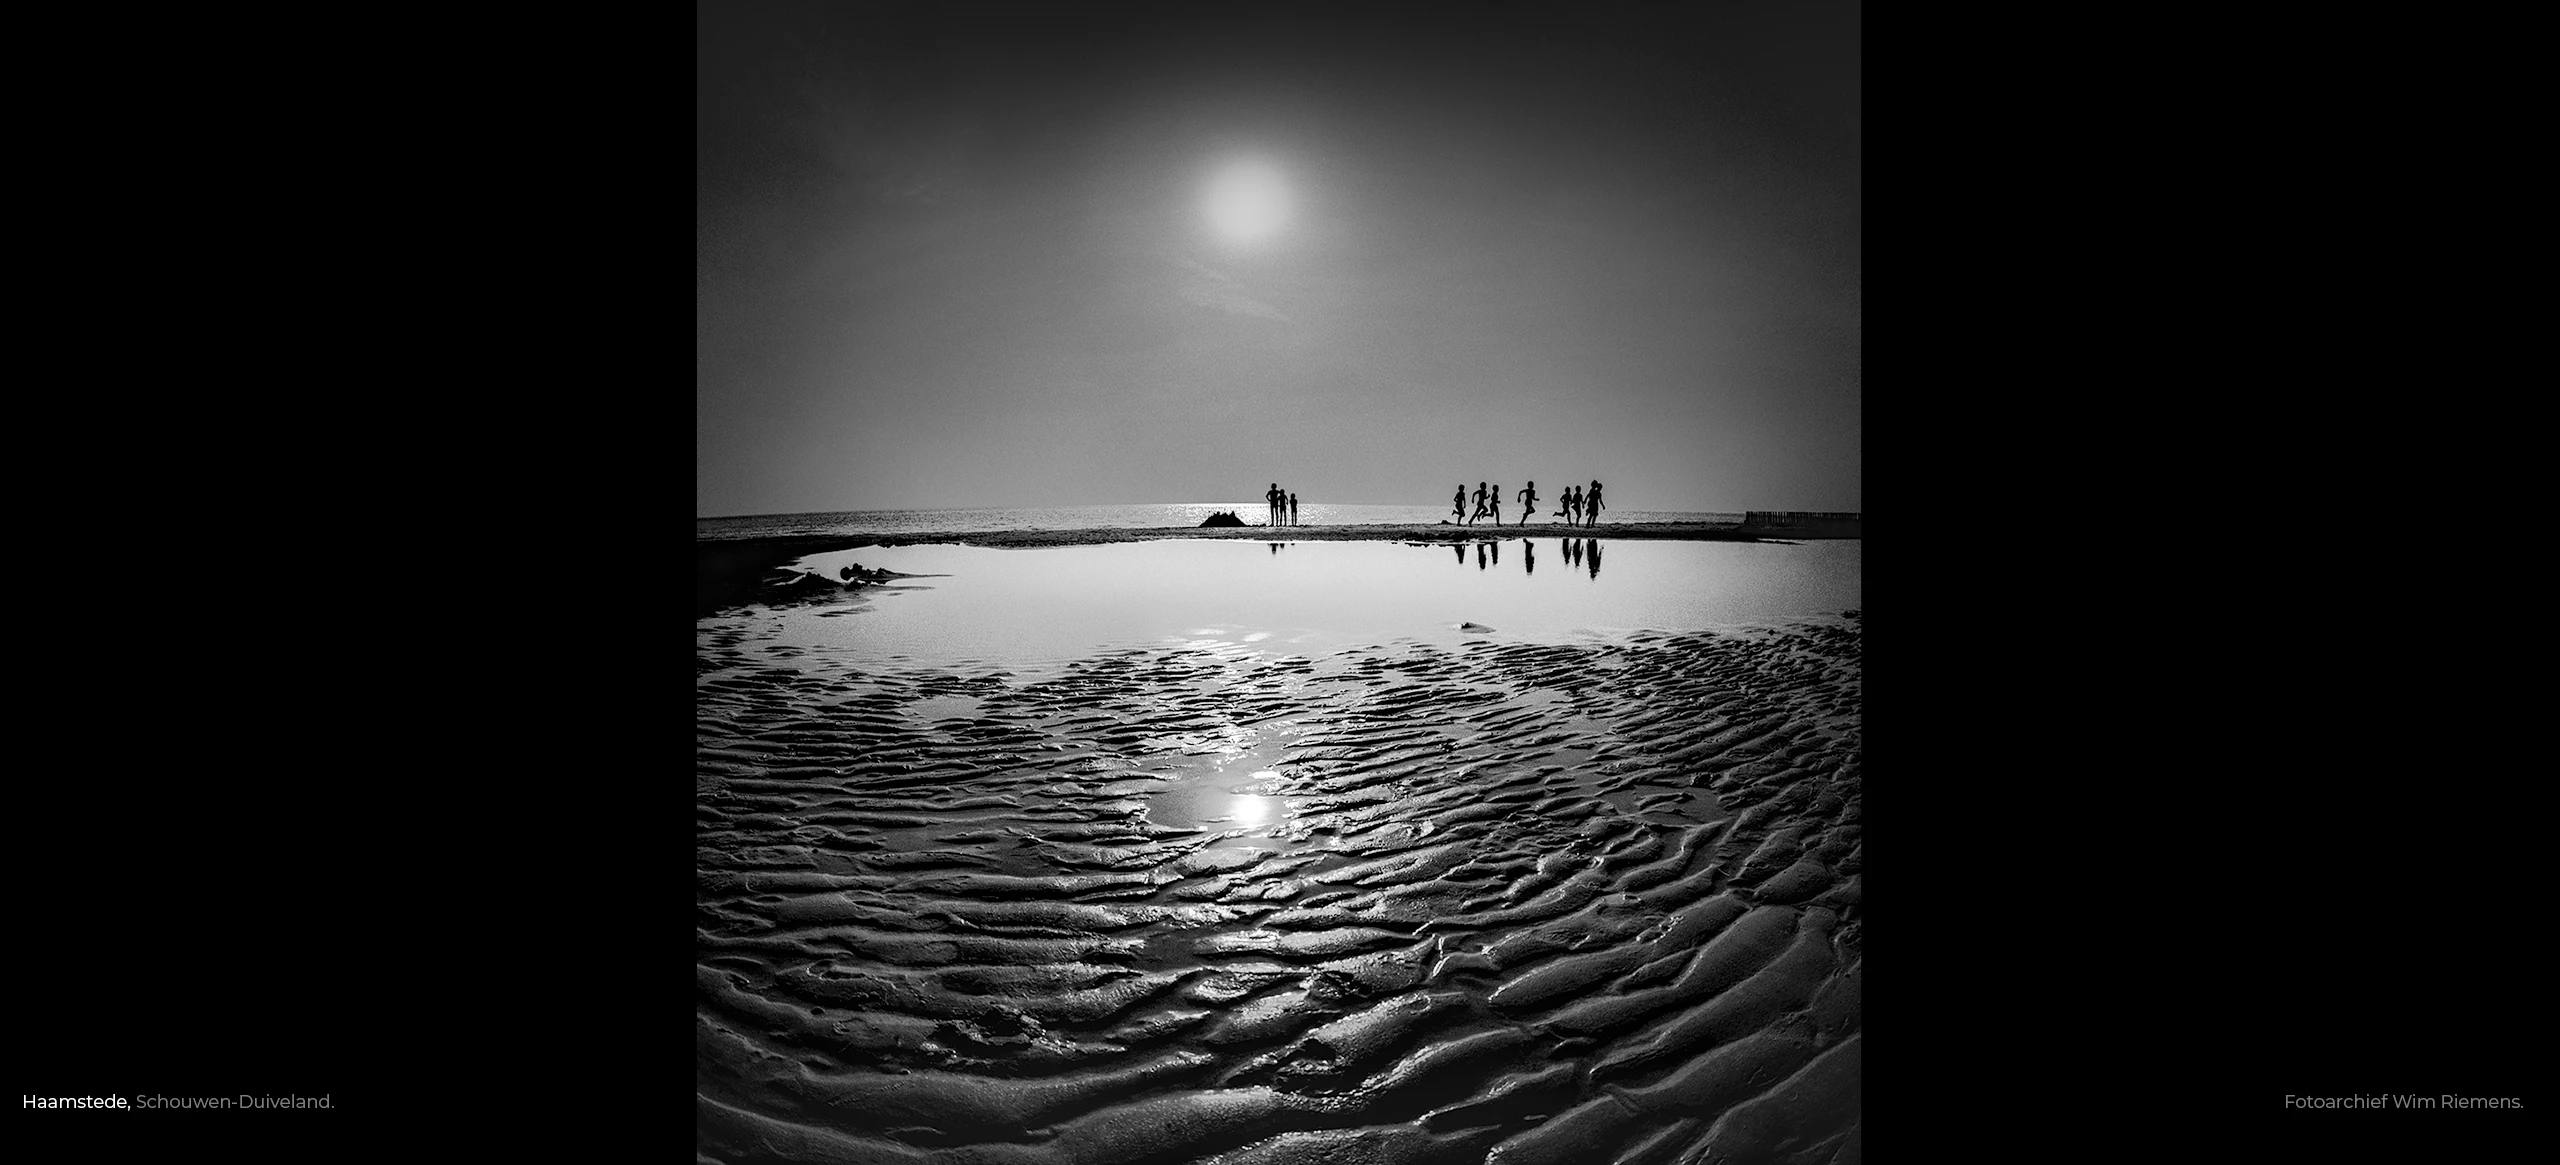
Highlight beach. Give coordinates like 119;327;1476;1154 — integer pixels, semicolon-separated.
698;525;1862;1163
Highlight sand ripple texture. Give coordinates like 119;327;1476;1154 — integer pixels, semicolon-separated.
698;620;1862;1164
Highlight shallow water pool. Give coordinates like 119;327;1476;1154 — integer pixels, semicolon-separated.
753;538;1859;673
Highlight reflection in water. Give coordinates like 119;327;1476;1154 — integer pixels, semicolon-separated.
1589;539;1603;579
1268;542;1285;555
1453;543;1464;566
773;539;1864;667
1523;539;1535;575
1226;794;1278;827
1476;543;1487;571
1492;541;1500;568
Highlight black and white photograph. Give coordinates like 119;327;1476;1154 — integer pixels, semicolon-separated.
16;5;2541;1160
696;2;1863;1162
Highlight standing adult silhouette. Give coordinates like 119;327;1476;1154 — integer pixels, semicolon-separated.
1267;483;1283;525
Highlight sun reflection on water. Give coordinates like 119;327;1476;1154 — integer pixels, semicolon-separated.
1227;794;1278;827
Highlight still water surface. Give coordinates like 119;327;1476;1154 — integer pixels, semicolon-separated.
740;539;1860;673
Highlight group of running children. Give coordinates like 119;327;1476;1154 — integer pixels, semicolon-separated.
1455;479;1605;527
1261;480;1607;526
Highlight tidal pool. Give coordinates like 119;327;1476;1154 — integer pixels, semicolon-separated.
754;538;1860;673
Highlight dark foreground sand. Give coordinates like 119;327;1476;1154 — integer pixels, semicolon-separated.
698;599;1864;1162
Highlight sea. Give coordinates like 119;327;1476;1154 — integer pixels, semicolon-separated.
696;503;1746;541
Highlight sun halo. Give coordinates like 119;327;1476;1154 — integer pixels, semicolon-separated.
1204;160;1290;244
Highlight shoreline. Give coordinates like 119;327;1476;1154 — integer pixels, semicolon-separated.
696;522;1854;616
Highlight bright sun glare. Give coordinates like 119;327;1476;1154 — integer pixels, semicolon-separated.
1229;794;1275;826
1205;160;1290;243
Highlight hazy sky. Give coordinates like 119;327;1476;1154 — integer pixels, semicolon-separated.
699;2;1859;517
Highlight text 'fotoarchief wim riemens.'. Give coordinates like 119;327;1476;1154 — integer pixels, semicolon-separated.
2282;1095;2524;1109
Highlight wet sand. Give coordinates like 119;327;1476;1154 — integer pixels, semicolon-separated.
698;590;1864;1161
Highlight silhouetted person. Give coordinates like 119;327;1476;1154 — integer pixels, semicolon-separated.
1560;485;1581;525
1469;482;1491;525
1585;481;1605;527
1587;539;1602;578
1522;539;1535;574
1288;493;1299;525
1452;484;1466;524
1517;481;1537;527
1267;483;1282;525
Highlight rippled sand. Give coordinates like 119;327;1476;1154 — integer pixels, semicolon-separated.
698;617;1862;1163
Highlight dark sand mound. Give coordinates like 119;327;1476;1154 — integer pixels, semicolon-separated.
698;621;1862;1162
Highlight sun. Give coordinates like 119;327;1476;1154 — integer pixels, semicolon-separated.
1204;160;1290;244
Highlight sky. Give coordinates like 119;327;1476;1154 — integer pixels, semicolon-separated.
698;1;1860;518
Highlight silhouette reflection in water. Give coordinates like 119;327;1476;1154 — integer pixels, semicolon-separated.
1587;539;1603;578
1268;542;1285;555
1453;543;1465;566
1564;538;1582;569
1475;542;1487;571
1523;539;1534;575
